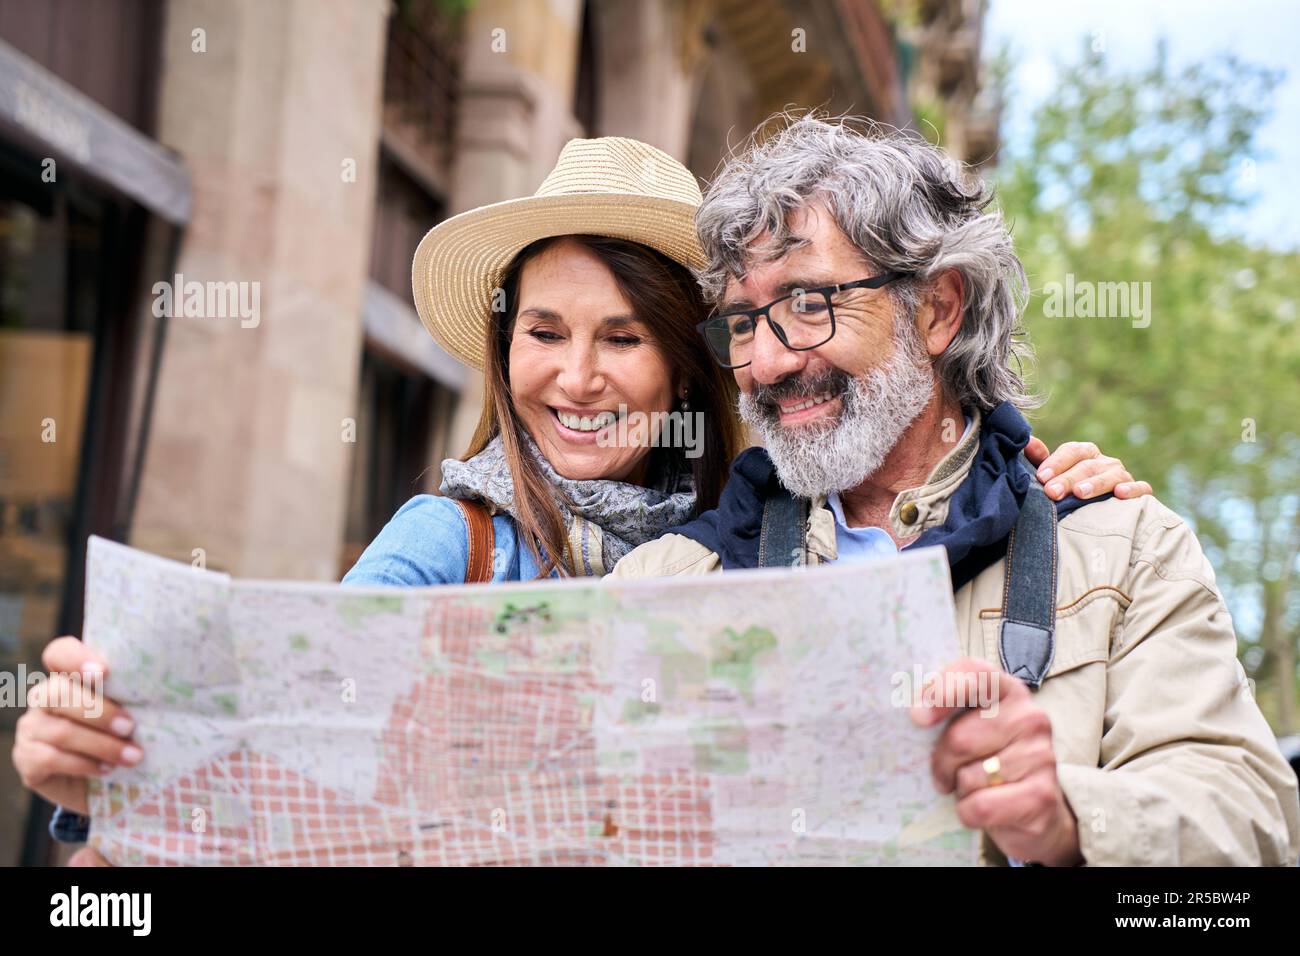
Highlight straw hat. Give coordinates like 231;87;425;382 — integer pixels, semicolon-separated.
411;137;705;371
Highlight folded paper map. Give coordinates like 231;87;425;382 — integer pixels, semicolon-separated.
83;535;974;866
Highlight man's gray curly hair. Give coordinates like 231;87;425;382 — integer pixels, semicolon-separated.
694;113;1036;411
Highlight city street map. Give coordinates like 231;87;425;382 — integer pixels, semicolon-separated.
82;534;974;866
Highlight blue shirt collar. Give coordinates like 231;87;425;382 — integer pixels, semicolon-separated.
825;414;973;541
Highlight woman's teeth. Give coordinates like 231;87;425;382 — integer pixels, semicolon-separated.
782;391;836;413
555;409;618;432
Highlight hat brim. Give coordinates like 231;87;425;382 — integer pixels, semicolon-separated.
411;192;704;371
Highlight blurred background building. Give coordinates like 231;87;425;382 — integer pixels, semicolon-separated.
0;0;997;864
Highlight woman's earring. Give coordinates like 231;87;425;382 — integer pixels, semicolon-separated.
679;390;690;412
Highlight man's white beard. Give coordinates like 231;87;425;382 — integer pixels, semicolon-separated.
738;320;936;500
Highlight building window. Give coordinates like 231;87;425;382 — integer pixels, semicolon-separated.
341;347;457;576
574;0;599;135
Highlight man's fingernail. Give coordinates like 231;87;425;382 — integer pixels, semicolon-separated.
110;716;134;737
82;662;104;677
121;745;143;765
1077;482;1092;497
1047;482;1063;497
98;762;113;774
1038;467;1054;481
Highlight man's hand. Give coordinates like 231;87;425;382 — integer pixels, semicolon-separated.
1024;436;1152;502
910;657;1083;866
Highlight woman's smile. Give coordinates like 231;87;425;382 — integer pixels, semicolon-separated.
548;405;624;443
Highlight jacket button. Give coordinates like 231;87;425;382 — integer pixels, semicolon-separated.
899;502;919;525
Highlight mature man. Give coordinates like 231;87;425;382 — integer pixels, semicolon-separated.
611;116;1300;866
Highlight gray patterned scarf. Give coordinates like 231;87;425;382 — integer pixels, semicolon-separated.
438;430;697;577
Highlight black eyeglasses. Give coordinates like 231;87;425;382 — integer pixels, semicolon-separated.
695;272;913;369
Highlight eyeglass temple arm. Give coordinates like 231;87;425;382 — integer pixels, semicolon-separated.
834;271;912;293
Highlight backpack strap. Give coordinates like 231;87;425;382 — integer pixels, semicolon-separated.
758;484;810;568
454;498;496;583
756;455;1058;690
998;466;1058;690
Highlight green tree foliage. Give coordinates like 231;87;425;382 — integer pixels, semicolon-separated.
997;42;1300;732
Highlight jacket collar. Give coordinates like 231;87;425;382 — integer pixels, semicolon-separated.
668;400;1110;589
807;406;985;558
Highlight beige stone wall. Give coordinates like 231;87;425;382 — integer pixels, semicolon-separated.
590;0;706;162
444;0;586;460
130;0;389;580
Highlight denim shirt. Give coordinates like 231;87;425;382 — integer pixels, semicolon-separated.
49;493;551;845
342;494;560;586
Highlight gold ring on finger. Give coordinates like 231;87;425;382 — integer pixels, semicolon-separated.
982;755;1005;787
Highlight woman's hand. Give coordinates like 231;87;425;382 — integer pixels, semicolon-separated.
11;636;142;816
1024;437;1153;502
68;846;113;866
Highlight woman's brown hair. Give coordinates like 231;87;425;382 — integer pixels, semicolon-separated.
460;235;744;579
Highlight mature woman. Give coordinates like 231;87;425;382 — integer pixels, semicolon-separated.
344;227;743;584
16;137;1147;859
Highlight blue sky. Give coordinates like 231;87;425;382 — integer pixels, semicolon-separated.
987;0;1300;250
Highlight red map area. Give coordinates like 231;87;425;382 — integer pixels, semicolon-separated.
95;599;717;865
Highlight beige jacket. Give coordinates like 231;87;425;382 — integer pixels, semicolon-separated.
611;410;1300;866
